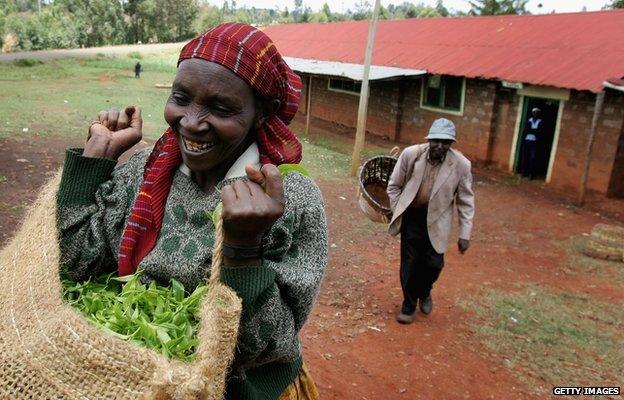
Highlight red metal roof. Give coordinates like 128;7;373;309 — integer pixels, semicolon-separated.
263;10;624;93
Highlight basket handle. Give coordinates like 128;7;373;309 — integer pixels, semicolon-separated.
389;146;401;157
209;208;224;286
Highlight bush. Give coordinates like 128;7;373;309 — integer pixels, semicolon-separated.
1;32;18;53
12;58;43;67
128;51;143;59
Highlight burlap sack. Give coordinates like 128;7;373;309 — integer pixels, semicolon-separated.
0;174;242;399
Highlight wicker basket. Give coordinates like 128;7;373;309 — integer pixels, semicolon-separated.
357;148;400;223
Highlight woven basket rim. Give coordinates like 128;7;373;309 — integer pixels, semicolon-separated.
358;155;397;214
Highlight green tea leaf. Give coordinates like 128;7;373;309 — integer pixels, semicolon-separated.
278;164;311;177
61;271;209;362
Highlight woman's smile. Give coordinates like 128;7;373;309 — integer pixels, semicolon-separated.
164;59;262;187
180;136;216;154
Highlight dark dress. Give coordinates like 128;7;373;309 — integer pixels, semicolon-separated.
520;117;541;178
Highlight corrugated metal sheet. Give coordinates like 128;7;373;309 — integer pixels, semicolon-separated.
605;77;624;92
283;57;426;80
264;10;624;93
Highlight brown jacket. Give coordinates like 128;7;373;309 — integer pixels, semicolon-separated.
387;143;475;254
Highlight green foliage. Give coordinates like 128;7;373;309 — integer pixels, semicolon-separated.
12;57;42;67
62;272;208;362
469;0;529;15
124;0;199;44
128;52;143;60
195;4;222;32
352;0;372;20
277;164;311;178
607;0;624;7
436;0;449;16
0;0;460;52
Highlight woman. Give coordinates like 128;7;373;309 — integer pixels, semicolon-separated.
57;23;327;400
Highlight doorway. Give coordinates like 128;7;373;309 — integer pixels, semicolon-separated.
514;96;560;180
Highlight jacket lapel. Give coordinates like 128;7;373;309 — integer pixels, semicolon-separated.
430;153;454;200
407;147;429;195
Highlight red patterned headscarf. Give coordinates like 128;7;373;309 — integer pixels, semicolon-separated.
117;23;303;276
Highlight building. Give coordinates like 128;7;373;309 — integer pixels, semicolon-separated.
263;10;624;198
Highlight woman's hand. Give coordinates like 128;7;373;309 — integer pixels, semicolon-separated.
84;106;143;160
221;164;285;248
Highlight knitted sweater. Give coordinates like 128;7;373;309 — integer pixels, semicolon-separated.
56;148;328;400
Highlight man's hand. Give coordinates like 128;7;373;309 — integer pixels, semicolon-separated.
458;238;470;254
84;106;143;160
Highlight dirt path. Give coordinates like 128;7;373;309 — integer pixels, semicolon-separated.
0;42;185;63
0;135;622;399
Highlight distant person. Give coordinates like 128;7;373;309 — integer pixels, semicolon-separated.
134;61;142;78
520;107;542;179
387;118;475;324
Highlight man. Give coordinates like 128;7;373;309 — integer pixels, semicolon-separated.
520;107;542;179
387;118;475;324
134;61;142;78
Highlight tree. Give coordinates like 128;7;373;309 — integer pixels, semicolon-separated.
378;5;390;19
469;0;528;15
606;0;624;7
195;4;221;33
293;0;303;21
123;0;198;44
53;0;126;47
309;11;328;22
352;0;372;20
321;2;332;20
436;0;449;16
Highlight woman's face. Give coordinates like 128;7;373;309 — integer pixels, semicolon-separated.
164;59;261;173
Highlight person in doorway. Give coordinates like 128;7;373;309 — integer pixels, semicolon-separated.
520;107;542;179
387;118;475;324
134;61;142;78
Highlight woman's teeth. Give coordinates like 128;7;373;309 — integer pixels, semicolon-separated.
183;137;214;152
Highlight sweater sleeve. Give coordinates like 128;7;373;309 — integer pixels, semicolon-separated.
56;148;146;282
219;173;328;370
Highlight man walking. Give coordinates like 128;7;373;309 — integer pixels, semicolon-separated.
387;118;475;324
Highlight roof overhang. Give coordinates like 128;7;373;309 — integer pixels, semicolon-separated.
604;78;624;93
283;57;426;81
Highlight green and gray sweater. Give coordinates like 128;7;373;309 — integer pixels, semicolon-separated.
56;148;328;400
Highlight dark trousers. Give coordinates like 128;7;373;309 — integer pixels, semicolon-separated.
520;140;537;178
400;207;444;314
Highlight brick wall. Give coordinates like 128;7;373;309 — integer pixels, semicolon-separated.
487;88;521;170
299;74;401;140
552;90;624;194
296;73;624;196
397;79;497;162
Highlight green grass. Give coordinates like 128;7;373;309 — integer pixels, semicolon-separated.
299;138;350;180
294;124;395;181
462;285;624;395
0;49;388;183
558;236;624;284
0;51;178;141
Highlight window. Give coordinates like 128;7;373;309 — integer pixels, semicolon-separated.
421;75;465;113
328;78;361;95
